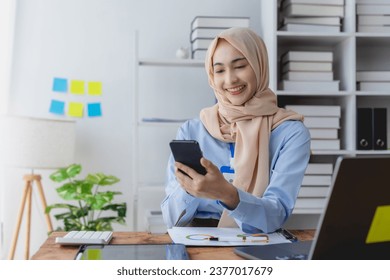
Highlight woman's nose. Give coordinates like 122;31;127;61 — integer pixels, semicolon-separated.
226;70;238;84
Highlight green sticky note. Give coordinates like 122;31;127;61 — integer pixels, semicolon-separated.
68;102;84;117
70;80;85;94
84;249;102;260
366;205;390;244
88;81;102;96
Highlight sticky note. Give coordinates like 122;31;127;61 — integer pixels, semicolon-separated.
68;102;84;117
70;80;85;94
85;249;102;260
87;103;102;117
49;100;65;115
52;78;67;93
366;205;390;244
88;81;102;96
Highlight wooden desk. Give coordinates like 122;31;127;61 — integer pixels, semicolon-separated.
31;230;315;260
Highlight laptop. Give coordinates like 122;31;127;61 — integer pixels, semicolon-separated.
234;156;390;260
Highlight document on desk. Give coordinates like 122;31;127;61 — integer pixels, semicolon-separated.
168;227;293;246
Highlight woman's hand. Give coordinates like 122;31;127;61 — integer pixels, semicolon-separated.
174;157;239;209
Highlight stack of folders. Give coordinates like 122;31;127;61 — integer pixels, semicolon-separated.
280;50;339;91
285;104;341;150
356;0;390;33
295;162;333;210
190;16;250;60
356;70;390;92
278;0;344;33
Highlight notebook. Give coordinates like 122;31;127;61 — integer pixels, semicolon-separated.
234;156;390;260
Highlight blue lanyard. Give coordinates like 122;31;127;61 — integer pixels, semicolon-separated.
229;143;235;158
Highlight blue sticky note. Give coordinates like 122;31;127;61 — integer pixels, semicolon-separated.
87;103;102;117
52;78;68;93
49;100;65;115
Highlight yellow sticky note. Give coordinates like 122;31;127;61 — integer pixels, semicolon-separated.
366;205;390;244
88;81;102;96
68;102;84;118
70;80;85;94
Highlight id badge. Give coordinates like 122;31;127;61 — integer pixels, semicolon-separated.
220;166;235;183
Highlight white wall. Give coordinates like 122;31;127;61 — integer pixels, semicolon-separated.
1;0;261;259
0;0;17;259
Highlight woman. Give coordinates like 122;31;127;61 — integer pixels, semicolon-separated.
161;27;311;233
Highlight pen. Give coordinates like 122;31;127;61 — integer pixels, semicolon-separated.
278;228;298;242
208;236;268;242
75;245;86;260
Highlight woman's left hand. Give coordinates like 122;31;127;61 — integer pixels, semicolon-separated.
174;157;239;209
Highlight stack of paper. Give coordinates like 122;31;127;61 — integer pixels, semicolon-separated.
278;0;344;33
280;50;339;91
296;162;334;210
167;227;292;247
285;104;341;150
357;1;390;33
356;71;390;91
190;16;250;60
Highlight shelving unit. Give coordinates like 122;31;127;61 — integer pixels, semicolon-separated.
260;0;390;218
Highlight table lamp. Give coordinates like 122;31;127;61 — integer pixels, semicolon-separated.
0;115;75;259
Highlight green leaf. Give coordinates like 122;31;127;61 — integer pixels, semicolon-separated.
85;173;120;186
102;203;127;217
56;182;78;200
45;203;79;213
49;168;69;182
55;181;94;201
75;180;94;196
66;164;82;178
49;164;81;182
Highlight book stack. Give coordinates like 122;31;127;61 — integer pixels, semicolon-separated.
279;50;339;91
356;0;390;33
190;16;250;60
356;71;390;91
285;104;341;150
278;0;344;32
295;162;333;210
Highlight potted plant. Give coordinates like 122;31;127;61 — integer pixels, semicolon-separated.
45;163;126;231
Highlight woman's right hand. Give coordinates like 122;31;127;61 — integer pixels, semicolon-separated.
174;157;239;209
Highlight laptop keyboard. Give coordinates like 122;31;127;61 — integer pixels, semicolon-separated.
55;231;113;245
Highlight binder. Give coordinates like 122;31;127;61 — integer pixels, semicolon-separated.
373;108;387;150
357;107;388;150
357;108;373;150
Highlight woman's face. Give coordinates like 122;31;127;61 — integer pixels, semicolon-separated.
212;39;257;106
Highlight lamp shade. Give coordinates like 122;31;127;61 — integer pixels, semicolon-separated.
0;115;76;169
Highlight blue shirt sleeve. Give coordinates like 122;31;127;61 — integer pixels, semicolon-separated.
161;119;311;233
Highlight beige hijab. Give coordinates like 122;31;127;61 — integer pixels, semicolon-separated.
200;27;303;227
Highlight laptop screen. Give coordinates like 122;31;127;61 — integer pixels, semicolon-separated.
310;156;390;260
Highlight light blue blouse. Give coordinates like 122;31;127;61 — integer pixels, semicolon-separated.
161;118;311;233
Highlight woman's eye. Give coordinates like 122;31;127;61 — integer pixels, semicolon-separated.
235;65;246;69
214;69;224;74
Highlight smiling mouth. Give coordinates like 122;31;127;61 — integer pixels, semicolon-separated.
226;85;245;95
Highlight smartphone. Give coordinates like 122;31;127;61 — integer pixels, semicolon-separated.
169;140;207;176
